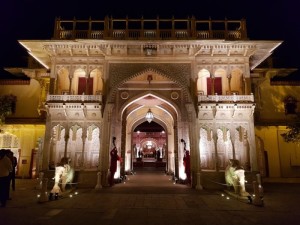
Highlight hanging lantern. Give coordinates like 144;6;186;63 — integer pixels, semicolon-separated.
145;109;154;123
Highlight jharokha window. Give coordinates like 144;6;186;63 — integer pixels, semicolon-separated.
284;96;298;115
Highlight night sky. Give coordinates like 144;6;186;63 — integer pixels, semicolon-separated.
1;0;299;74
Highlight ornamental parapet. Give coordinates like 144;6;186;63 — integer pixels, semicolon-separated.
46;94;102;102
198;93;254;103
53;17;247;40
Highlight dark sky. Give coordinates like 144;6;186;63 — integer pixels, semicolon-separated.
1;0;299;71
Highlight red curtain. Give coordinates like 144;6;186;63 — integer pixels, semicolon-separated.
78;77;93;95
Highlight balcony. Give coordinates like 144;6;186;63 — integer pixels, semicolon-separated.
198;93;254;103
53;17;248;41
46;94;102;102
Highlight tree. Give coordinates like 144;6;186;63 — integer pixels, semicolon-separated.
281;115;300;144
0;95;17;124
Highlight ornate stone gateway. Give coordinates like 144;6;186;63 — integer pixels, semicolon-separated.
19;16;281;189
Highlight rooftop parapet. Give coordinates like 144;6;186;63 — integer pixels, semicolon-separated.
53;16;248;40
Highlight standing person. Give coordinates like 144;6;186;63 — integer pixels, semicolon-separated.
183;150;191;185
5;150;14;198
0;149;12;207
156;149;161;161
109;146;120;186
7;150;17;191
12;153;17;191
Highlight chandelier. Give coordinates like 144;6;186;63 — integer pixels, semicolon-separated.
145;109;154;123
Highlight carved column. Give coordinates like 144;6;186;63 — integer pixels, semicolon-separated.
49;137;56;167
213;127;219;172
64;128;69;158
99;103;114;187
211;77;215;95
81;131;87;170
242;76;247;95
68;75;73;94
230;125;236;160
173;122;179;179
42;117;52;171
249;107;258;172
187;104;202;189
228;75;232;94
120;113;126;176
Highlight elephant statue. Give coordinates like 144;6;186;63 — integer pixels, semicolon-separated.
225;159;250;197
50;157;75;195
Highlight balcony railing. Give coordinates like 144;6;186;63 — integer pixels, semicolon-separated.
198;93;254;103
53;17;248;41
46;94;102;102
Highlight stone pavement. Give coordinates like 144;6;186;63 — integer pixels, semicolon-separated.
1;170;300;225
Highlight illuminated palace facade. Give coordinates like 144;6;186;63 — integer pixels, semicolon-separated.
1;17;299;188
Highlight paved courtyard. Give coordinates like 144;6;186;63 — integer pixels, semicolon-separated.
1;171;300;225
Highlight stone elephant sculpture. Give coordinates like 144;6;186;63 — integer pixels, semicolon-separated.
225;159;250;197
51;157;75;195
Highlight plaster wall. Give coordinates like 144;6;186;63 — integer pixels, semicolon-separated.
0;80;41;118
255;126;300;178
255;79;300;122
0;124;45;178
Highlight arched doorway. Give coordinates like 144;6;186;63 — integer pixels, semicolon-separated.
132;121;167;172
122;93;177;179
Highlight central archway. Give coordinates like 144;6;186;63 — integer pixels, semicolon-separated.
122;93;178;178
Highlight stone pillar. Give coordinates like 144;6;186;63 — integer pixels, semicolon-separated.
81;133;87;169
98;103;114;187
173;122;179;179
42;117;52;171
228;75;232;94
64;132;70;158
120;113;126;176
193;118;203;190
213;128;219;172
211;77;215;94
68;75;73;94
249;105;258;172
49;138;56;168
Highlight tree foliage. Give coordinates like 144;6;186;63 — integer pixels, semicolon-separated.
0;95;17;124
281;120;300;144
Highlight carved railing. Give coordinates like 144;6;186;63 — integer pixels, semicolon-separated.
198;94;254;103
53;17;247;40
46;94;102;102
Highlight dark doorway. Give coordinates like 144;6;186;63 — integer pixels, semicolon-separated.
78;77;93;95
207;77;222;95
132;121;167;171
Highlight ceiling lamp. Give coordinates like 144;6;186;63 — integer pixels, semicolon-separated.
145;109;154;123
